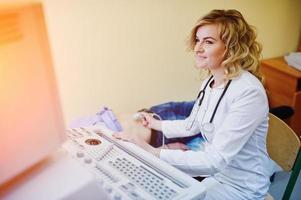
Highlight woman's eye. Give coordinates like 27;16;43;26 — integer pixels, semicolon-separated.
205;40;213;44
195;38;200;43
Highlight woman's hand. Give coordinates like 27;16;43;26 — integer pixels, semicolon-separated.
112;132;161;157
112;131;140;144
137;112;162;131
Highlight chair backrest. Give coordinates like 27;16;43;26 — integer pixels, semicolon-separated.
267;113;300;171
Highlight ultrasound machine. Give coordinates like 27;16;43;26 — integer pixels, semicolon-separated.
0;3;206;200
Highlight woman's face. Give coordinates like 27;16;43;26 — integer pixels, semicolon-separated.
194;24;226;70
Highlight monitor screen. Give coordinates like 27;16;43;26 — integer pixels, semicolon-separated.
0;3;65;186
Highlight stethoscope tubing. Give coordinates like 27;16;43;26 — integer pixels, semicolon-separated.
186;76;232;132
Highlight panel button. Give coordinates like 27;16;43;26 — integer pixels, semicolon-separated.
76;151;84;158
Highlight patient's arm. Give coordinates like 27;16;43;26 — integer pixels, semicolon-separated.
165;142;189;150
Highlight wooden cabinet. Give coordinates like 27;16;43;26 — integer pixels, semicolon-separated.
261;57;301;137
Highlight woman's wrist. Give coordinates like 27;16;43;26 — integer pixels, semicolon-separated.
137;140;161;158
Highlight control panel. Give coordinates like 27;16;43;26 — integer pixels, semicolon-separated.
63;125;206;200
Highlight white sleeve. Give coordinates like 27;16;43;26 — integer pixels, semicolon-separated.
161;102;201;138
161;78;211;139
160;86;268;176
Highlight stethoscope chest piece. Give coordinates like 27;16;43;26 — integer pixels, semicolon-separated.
202;122;214;134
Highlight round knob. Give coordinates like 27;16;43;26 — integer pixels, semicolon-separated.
76;151;84;158
113;193;122;200
84;157;92;164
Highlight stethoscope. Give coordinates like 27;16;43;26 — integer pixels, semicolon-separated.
186;76;232;142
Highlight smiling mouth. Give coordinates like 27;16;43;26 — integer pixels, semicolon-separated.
196;55;207;59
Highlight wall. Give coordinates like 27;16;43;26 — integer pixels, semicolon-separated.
2;0;301;124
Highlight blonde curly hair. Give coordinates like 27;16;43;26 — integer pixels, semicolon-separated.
188;9;263;82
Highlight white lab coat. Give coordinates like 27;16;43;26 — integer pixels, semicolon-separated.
160;71;275;200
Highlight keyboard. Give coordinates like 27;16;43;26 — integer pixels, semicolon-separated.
63;125;206;200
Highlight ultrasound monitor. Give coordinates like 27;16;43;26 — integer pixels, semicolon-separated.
0;3;65;186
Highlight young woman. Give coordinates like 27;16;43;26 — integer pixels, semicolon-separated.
114;9;274;200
